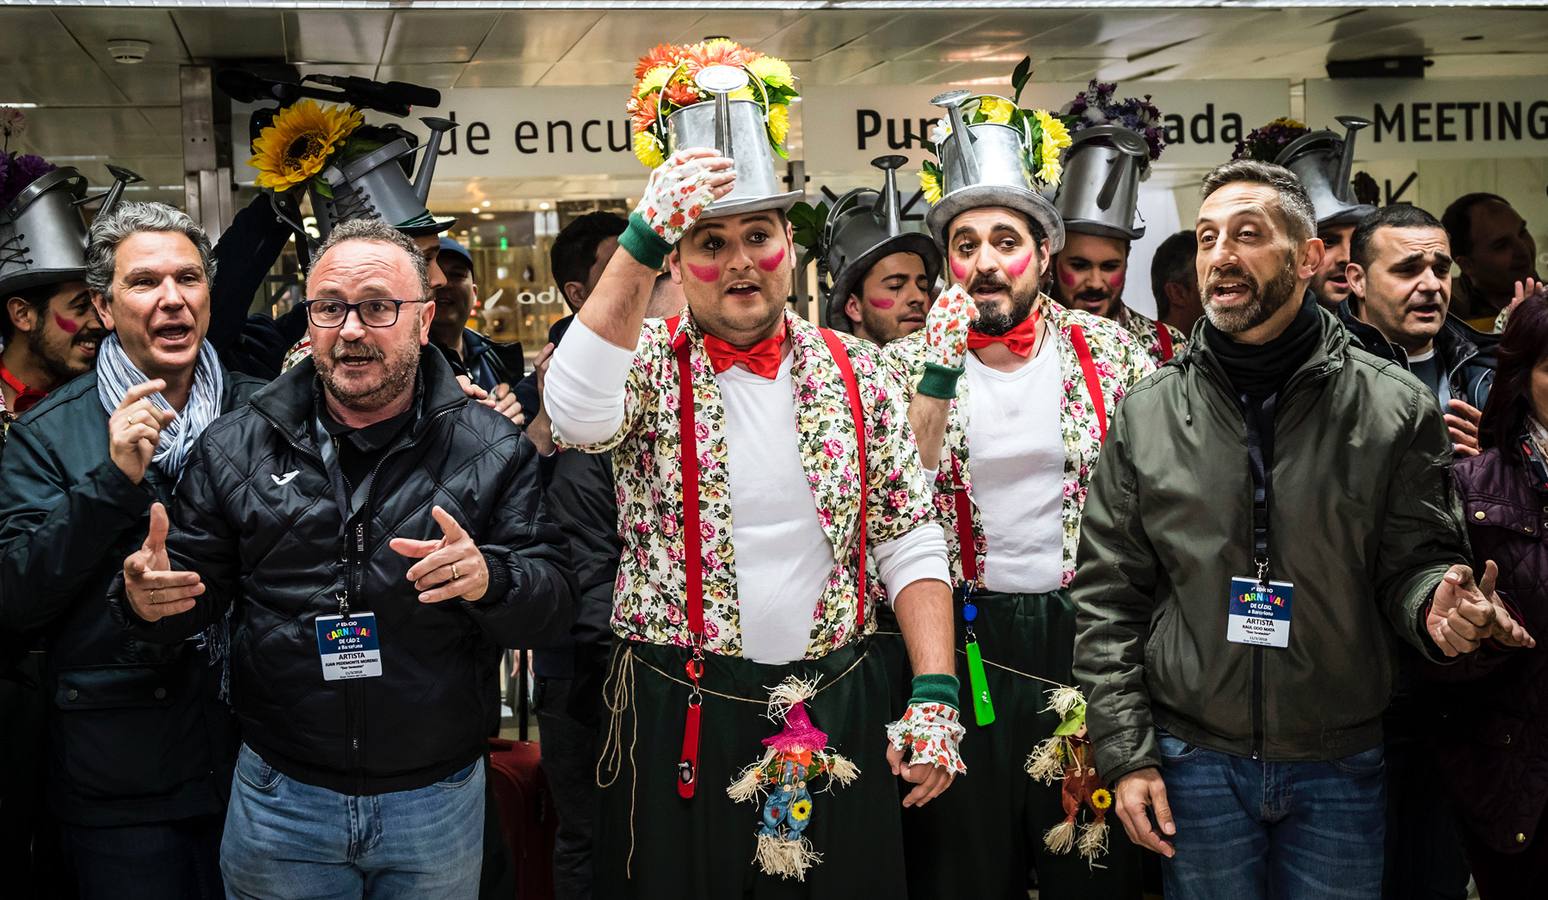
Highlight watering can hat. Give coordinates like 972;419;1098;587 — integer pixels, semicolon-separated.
0;164;142;296
1054;125;1150;242
820;155;941;331
664;64;801;219
313;117;459;240
1274;115;1376;228
924;89;1065;255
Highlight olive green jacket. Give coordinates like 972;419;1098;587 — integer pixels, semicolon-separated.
1071;307;1467;782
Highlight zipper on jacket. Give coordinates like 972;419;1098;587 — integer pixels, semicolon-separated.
1251;648;1264;758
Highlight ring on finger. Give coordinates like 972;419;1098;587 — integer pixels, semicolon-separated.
451;562;460;581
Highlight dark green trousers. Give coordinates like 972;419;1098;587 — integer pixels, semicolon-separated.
594;638;906;900
902;589;1143;900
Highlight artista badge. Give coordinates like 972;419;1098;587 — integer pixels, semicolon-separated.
1226;577;1295;649
315;613;384;681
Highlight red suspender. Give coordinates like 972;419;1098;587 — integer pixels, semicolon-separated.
1068;324;1108;444
1156;321;1175;363
817;328;868;633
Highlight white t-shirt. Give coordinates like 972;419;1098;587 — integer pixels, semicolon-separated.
963;343;1066;594
545;318;948;664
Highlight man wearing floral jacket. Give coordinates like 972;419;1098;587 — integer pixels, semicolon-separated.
886;132;1154;896
545;143;960;899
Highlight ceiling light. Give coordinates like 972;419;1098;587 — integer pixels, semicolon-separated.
0;102;38;109
481;200;491;208
470;207;481;214
538;201;550;210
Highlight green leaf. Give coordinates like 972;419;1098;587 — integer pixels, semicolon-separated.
1052;706;1086;736
1011;55;1033;105
311;179;334;199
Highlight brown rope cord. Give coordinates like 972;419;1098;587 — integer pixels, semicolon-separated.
871;630;1074;691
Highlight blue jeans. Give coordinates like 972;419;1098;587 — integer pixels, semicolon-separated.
1158;731;1387;900
220;744;485;900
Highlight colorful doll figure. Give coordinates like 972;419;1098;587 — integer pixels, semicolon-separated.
1025;685;1114;864
727;676;859;881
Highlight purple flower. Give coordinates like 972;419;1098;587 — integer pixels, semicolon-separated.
0;152;56;207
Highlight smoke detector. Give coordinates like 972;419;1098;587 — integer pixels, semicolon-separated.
106;39;150;64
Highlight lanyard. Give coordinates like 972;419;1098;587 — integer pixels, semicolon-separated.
1156;321;1175;363
1241;393;1278;586
667;318;868;798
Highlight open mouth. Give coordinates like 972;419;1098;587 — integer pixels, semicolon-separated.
75;338;100;356
725;280;761;298
1408;302;1443;319
153;323;193;346
1211;280;1250;304
337;355;379;369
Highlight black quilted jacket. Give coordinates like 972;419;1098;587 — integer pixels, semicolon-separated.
125;349;574;795
1429;446;1548;854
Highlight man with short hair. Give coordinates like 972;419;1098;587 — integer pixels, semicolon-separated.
1150;229;1203;335
116;217;574;898
1073;159;1531;900
1342;204;1497;456
431;237;522;423
1052;232;1184;365
1;280;105;424
1272;118;1377;311
1442;193;1540;327
835;251;933;345
0;201;260;899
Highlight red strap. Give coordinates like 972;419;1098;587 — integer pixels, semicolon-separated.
676;699;701;799
669;318;705;641
1156;321;1175;363
1069;324;1108;444
949;456;979;584
817;328;868;633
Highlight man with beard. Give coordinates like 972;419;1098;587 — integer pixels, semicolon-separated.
1151;229;1204;335
1;281;106;426
820;156;942;348
544;140;960;898
1443;193;1541;329
0;202;262;898
1342;205;1497;454
1273;118;1377;312
1072;159;1531;900
115;218;573;897
884;116;1153;897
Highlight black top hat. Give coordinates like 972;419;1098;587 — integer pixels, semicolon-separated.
821;156;942;332
1274;116;1376;228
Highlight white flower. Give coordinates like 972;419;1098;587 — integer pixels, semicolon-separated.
1083;107;1105;124
929;117;952;144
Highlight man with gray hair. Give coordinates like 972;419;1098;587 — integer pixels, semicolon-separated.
1071;160;1532;899
0;201;262;899
114;217;574;898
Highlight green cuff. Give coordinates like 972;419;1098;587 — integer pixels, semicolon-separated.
618;212;672;271
916;362;964;400
908;673;960;711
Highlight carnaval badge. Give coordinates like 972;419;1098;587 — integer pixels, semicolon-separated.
727;676;858;882
315;613;383;681
1025;686;1113;865
1227;577;1294;649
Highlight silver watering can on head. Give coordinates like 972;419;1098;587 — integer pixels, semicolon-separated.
1274;114;1374;228
661;64;799;218
0;163;143;295
931;90;1036;197
1055;125;1150;241
314;116;458;240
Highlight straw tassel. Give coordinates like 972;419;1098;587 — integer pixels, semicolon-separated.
728;747;777;803
754;832;822;882
1078;819;1110;863
1044;818;1076;854
1025;737;1065;785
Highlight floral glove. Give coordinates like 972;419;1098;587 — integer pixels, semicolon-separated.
916;285;977;399
885;701;968;776
619;150;728;270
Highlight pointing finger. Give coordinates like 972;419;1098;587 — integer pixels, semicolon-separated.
388;537;439;559
432;506;467;541
1480;560;1499;599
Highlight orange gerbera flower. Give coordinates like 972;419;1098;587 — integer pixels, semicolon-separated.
634;43;681;81
628;94;659;133
683;38;756;77
663;79;702;109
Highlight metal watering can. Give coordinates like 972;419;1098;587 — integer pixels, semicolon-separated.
0;163;143;295
1055;125;1151;241
314;115;458;239
660;64;799;218
1275;115;1374;227
820;154;941;325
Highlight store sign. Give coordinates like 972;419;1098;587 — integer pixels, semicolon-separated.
801;81;1289;171
408;87;641;178
1305;78;1548;159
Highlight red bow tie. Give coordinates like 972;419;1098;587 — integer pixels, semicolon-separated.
967;308;1042;358
702;322;788;379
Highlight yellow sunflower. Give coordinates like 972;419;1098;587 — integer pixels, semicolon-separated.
1036;109;1072;156
920;167;943;205
767;104;790;147
790;799;813;821
978;96;1016;126
632;131;665;169
248;100;363;192
1038;155;1063;188
1091;788;1113;810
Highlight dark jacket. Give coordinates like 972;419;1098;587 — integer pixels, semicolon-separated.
0;366;260;826
1337;301;1498;410
513;315;573;424
535;449;618;688
1072;307;1468;782
1428;446;1548;854
123;349;574;796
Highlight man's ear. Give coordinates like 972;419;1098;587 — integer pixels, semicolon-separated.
844;294;863;327
6;295;37;335
1163;281;1192;313
1037;239;1052;277
561;281;587;308
667;248;683;285
1298;237;1326;281
89;291;115;333
419;296;435;345
1346;262;1368;310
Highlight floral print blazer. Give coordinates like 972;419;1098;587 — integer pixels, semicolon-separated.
1117;303;1187;367
554;309;936;659
884;297;1154;588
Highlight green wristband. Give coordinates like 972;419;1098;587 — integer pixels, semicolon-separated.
916;362;964;400
908;673;960;711
618;212;673;271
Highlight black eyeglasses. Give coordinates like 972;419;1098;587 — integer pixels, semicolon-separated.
301;298;426;328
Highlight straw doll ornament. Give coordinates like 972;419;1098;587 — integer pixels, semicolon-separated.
1025;686;1114;865
727;677;859;881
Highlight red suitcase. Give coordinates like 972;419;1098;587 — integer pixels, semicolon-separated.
487;737;557;900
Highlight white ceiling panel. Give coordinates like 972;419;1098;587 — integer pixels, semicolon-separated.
171;8;286;60
380;10;498;65
456;60;553;89
561;11;703;64
53;7;191;65
475;10;603;62
284;10;394;66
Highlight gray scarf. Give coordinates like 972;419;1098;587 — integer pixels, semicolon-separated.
95;332;224;479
